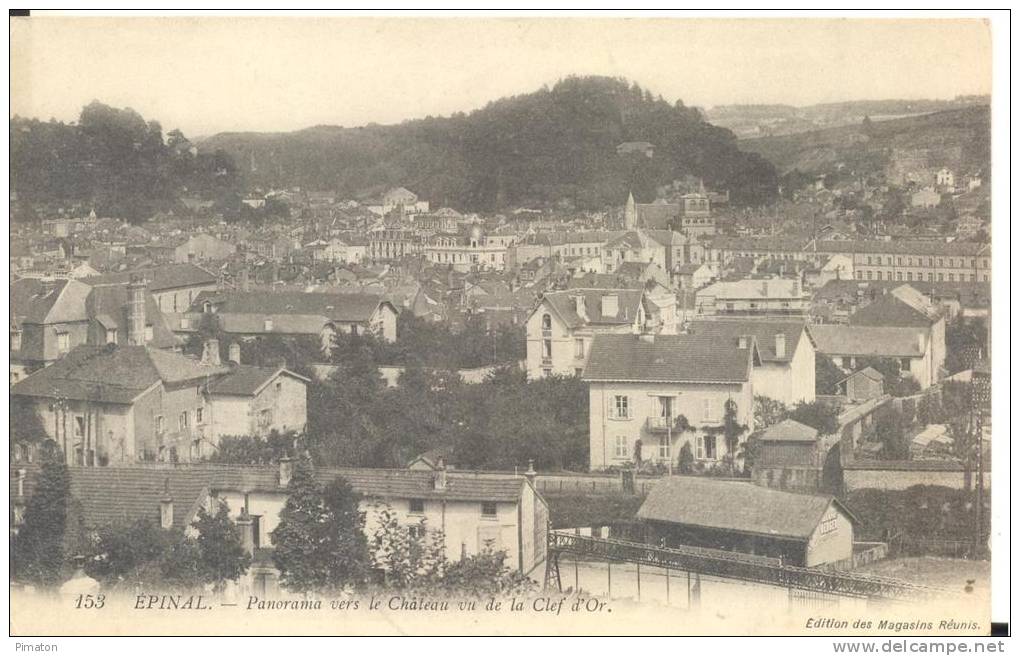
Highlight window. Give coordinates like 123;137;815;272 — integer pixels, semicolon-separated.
937;258;943;267
574;338;584;359
196;407;204;424
258;408;273;428
900;358;911;372
896;272;903;281
574;368;584;377
820;514;838;535
407;524;423;539
855;271;862;280
190;440;201;460
481;502;498;518
155;415;165;434
541;313;552;331
409;498;425;514
938;273;944;282
73;415;86;439
928;273;934;282
542;339;552;361
613;395;630;419
658;436;671;460
57;332;70;353
179;411;190;431
948;274;955;282
701;434;717;460
907;272;913;281
11;331;21;351
614;436;628;458
702;398;714;421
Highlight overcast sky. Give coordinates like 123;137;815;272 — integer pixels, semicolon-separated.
10;16;992;138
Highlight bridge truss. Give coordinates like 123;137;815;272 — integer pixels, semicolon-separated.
545;530;950;603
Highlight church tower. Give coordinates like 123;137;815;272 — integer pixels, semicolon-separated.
624;191;637;230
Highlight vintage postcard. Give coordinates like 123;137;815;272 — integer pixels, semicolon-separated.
7;12;1004;639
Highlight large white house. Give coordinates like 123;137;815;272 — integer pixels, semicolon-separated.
688;320;816;406
525;287;680;379
583;332;758;470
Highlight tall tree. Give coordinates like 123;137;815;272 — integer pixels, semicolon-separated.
270;458;370;593
12;456;72;588
192;500;252;592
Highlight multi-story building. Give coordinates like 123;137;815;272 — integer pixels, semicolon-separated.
423;226;514;272
695;278;810;317
11;460;549;595
10;276;179;383
10;338;308;465
707;237;990;284
180;290;399;346
368;229;424;261
583;332;757;470
85;262;220;314
526;288;658;379
688;320;815;406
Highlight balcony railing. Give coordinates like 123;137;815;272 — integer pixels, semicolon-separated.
646;416;674;433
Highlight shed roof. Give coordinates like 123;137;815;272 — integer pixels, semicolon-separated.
637;477;851;540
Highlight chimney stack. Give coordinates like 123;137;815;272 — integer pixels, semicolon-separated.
235;509;255;556
775;331;787;359
279;457;293;488
573;295;588;322
159;479;174;529
434;457;448;490
201;338;221;366
228;342;241;365
126;275;147;346
525;459;536;485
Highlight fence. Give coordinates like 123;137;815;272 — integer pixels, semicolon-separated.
534;472;747;496
889;536;985;560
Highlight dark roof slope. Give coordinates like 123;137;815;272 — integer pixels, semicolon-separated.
192;290;390;323
758;419;819;442
85;263;217;292
848;294;936;328
541;289;643;328
11;345;230;403
688;320;807;363
583;333;753;384
638;477;846;540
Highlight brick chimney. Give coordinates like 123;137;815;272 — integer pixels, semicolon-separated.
160;479;174;529
279;456;293;488
126;275;147;346
201;338;221;366
775;331;787;359
228;342;241;365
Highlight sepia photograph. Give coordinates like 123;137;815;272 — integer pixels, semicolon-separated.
5;11;1007;642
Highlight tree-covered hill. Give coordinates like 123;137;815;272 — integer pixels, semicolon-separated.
11;101;242;222
200;76;779;209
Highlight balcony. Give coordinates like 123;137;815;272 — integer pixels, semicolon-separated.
646;416;674;434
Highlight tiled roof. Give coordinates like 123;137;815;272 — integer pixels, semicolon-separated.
808;324;924;358
583;333;753;384
848;293;937;328
758;419;819;442
85;263;217;292
208;366;307;396
12;464;529;529
687;320;806;363
637;477;844;540
192;290;389;323
541;289;643;328
11;345;230;404
698;278;805;301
